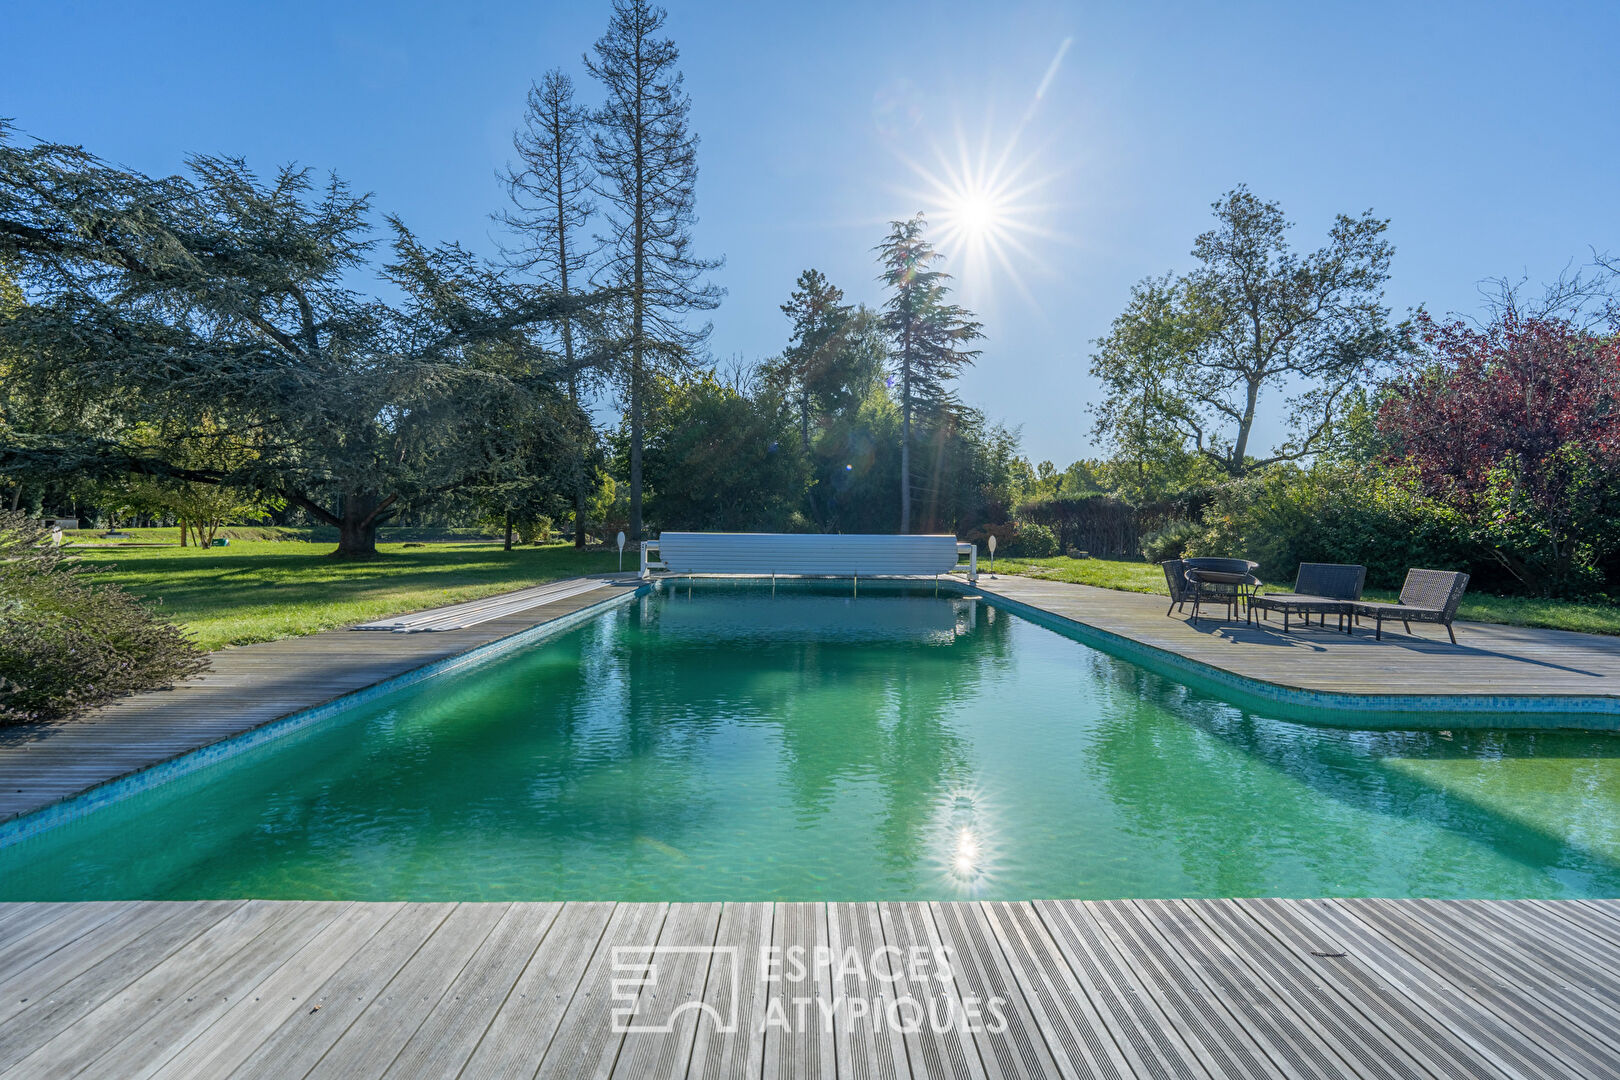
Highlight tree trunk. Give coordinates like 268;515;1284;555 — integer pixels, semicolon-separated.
332;494;382;558
179;518;189;547
7;485;19;512
899;369;912;535
504;511;514;552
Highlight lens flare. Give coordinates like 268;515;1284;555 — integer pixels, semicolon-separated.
898;124;1060;307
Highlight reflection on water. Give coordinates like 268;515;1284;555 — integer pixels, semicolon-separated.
3;578;1620;902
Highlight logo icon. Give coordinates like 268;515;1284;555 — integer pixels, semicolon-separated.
611;945;740;1034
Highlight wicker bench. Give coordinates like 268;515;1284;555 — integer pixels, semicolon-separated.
1353;569;1470;644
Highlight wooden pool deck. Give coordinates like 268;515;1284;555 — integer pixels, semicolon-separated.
973;575;1620;713
2;897;1619;1078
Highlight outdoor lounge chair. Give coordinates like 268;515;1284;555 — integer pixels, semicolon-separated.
1249;562;1366;633
1353;569;1470;644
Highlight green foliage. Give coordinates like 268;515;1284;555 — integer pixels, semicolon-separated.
0;126;605;558
1090;187;1402;481
1139;518;1202;562
515;516;554;544
1182;463;1473;589
641;372;810;531
1006;521;1059;558
0;511;208;723
875;214;984;532
1017;492;1207;560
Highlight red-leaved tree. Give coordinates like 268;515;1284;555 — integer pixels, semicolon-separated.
1378;310;1620;593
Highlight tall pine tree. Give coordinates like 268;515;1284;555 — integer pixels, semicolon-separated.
772;268;852;452
586;0;721;541
875;215;982;533
502;69;599;546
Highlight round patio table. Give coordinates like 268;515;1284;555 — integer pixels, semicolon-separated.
1183;568;1262;623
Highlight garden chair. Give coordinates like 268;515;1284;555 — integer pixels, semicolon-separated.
1353;569;1470;644
1181;557;1261;622
1161;559;1189;616
1249;563;1366;633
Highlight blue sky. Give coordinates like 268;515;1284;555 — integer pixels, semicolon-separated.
5;0;1617;462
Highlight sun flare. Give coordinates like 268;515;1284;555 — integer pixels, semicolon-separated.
900;127;1058;304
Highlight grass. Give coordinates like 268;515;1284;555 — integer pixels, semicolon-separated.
982;555;1620;636
73;540;619;650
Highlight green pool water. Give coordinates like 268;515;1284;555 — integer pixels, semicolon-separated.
4;579;1620;902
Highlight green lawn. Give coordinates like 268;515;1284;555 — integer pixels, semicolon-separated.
978;555;1620;636
75;541;619;650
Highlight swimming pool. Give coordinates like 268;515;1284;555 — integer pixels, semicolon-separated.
4;579;1619;901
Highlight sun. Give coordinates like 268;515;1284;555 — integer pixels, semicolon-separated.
946;190;1004;242
898;126;1057;304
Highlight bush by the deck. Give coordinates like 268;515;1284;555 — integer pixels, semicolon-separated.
0;512;208;723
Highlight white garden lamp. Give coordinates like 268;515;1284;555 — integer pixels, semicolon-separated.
987;533;997;576
616;531;626;571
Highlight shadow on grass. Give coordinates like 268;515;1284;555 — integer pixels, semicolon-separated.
78;543;618;644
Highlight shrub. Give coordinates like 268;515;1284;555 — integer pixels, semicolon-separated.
1182;464;1475;589
516;516;553;545
1016;491;1211;559
1139;518;1201;562
1006;521;1060;558
0;512;208;724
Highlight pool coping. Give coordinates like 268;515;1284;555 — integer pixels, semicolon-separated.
953;578;1620;728
0;583;649;850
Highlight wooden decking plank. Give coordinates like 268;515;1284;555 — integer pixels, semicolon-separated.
1279;898;1574;1080
1186;898;1452;1080
0;901;124;980
1;899;300;1077
929;901;1058;1079
610;901;723;1080
303;902;511;1080
71;901;350;1080
149;902;404;1080
1434;900;1620;1013
457;901;615;1080
1526;898;1620;954
977;900;1139;1080
0;902;190;1030
1032;899;1213;1080
530;901;667;1080
876;901;985;1080
379;902;561;1080
225;902;455;1080
1235;899;1510;1080
1133;899;1385;1080
0;900;1617;1079
825;900;908;1080
683;901;773;1080
762;901;836;1080
0;902;245;1074
1337;898;1620;1076
1084;900;1284;1080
